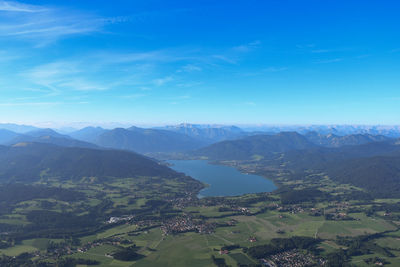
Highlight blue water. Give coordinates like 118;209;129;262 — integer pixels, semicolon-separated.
168;160;276;197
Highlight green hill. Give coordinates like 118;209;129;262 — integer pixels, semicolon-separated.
192;132;316;160
327;154;400;197
0;143;179;183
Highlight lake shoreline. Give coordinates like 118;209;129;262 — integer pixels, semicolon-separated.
168;160;277;198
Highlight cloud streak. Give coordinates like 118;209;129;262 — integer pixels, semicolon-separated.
315;58;343;64
0;0;45;12
0;1;109;45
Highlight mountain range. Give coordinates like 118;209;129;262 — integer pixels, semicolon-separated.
158;123;246;144
0;123;39;134
242;125;400;137
1;129;97;149
1;123;399;155
1;123;400;197
304;131;391;147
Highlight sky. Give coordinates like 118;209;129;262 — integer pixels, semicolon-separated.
0;0;400;127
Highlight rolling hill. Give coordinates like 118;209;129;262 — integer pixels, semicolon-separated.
273;140;400;197
327;154;400;197
277;139;400;170
192;132;316;160
0;142;179;183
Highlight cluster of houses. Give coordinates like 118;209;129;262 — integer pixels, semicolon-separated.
107;215;134;224
161;216;215;235
277;205;305;214
77;237;133;253
170;194;199;209
261;249;326;267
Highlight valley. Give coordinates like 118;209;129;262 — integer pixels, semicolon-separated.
2;1;397;266
1;124;400;266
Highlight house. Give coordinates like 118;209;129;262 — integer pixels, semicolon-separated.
249;237;257;243
219;249;229;255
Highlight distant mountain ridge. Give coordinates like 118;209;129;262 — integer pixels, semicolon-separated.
93;126;206;154
3;128;98;149
242;125;400;137
304;131;391;147
0;129;19;144
69;126;107;143
159;123;246;144
2;123;400;156
0;123;39;133
1;122;400;198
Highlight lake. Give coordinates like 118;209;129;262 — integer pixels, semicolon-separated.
168;160;276;197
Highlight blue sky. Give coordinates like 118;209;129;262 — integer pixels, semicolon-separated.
0;0;399;127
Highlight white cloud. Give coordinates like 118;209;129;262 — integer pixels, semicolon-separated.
233;40;261;52
263;67;288;72
17;44;261;97
315;58;343;64
23;61;108;92
0;101;60;107
177;64;202;72
212;55;237;64
121;93;146;99
311;49;333;54
153;76;174;86
0;50;20;62
296;44;316;49
0;0;45;12
0;1;111;45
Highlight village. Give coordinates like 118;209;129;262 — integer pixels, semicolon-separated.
260;249;327;267
161;214;216;235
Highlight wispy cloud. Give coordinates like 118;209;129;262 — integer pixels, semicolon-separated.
0;1;112;45
177;64;202;73
263;67;288;72
311;49;333;54
0;101;60;107
233;40;261;52
241;66;288;77
153;76;174;86
167;94;192;105
355;54;370;59
121;93;147;99
23;61;109;92
96;50;183;64
0;0;45;12
296;44;316;49
18;44;260;97
315;58;343;64
211;54;237;64
0;49;20;62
